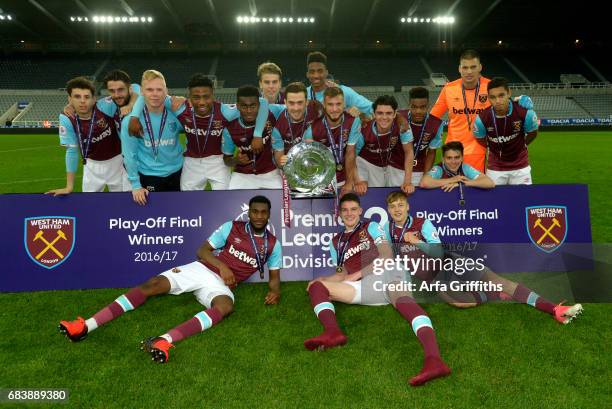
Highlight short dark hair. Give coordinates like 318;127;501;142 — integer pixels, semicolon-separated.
66;76;95;96
307;51;327;68
442;141;464;155
323;86;344;100
102;70;131;88
339;192;360;207
237;85;260;100
188;73;214;90
409;87;429;100
249;195;272;210
372;95;398;112
487;77;509;93
284;82;307;99
460;49;480;62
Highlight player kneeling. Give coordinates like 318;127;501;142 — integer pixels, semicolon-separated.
59;196;282;363
303;193;450;386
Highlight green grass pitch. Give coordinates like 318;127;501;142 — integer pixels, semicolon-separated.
0;131;610;408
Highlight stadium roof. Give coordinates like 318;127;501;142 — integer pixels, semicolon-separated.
0;0;605;52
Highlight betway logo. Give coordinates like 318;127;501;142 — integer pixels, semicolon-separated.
144;138;176;147
91;127;112;143
452;107;485;115
342;241;371;262
228;244;258;268
489;133;518;143
184;126;222;137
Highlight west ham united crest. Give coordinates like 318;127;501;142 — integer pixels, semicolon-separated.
24;216;76;269
525;206;567;253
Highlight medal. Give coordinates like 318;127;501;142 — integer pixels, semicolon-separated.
75;109;97;165
324;114;346;173
336;266;343;274
390;218;411;256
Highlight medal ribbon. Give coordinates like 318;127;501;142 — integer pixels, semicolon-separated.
246;222;269;279
323;114;345;168
75;109;97;163
336;221;362;268
143;106;168;159
372;121;394;168
490;106;508;158
191;103;215;156
461;79;481;132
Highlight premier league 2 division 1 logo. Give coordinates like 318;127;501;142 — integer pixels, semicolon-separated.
24;216;76;269
525;206;567;253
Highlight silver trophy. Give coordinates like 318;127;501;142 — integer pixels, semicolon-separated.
284;142;337;197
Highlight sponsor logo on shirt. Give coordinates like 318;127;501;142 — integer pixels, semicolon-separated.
452;107;486;115
228;243;258;268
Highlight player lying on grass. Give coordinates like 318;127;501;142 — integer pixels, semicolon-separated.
383;190;583;323
420;141;495;192
59;195;282;363
303;193;449;386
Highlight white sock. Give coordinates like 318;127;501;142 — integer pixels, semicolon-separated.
160;334;172;343
85;318;98;332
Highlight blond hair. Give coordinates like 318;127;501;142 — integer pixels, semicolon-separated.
141;69;166;84
386;191;408;204
257;62;282;80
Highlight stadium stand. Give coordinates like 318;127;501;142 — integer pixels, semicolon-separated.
108;55;214;89
1;53;612;127
572;95;612;118
0;55;103;89
512;52;596;84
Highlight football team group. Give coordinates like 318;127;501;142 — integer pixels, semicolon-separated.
56;49;583;387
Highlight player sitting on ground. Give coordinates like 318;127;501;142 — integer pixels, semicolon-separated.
380;191;450;386
46;76;130;195
303;193;392;350
420;141;495;192
473;77;539;185
59;195;282;363
384;191;583;323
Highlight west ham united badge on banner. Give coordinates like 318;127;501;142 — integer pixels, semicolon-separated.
525;206;568;253
24;216;76;269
